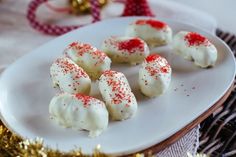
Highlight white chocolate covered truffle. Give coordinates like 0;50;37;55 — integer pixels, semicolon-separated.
49;93;109;137
126;19;172;47
139;54;171;97
173;31;217;68
101;36;150;65
50;57;91;94
99;70;138;121
64;42;111;80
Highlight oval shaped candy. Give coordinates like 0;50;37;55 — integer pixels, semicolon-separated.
101;36;149;65
64;42;111;80
173;31;217;68
50;57;91;94
139;54;172;97
126;19;172;47
49;93;109;137
99;70;138;120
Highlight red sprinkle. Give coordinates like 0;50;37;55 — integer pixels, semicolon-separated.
93;50;107;62
102;70;132;106
75;94;98;108
67;42;94;56
69;42;78;47
135;19;167;30
145;54;171;76
75;94;91;107
160;66;169;73
145;54;161;62
102;70;118;77
118;38;143;52
145;66;158;76
184;32;208;46
65;42;108;65
55;58;88;78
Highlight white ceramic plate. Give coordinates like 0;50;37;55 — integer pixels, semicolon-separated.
0;17;235;155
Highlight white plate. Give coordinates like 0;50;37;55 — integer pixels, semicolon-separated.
0;17;235;155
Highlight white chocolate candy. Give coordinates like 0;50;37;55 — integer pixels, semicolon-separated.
99;70;138;121
139;54;171;97
173;31;217;68
101;36;150;65
64;42;111;80
49;93;109;137
126;19;172;47
50;57;91;94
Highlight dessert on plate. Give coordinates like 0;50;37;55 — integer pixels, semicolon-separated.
173;31;218;68
50;57;91;94
139;54;172;97
64;42;111;80
49;93;109;137
99;70;138;120
101;36;150;65
126;19;172;47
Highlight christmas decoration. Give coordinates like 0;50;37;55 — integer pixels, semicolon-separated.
27;0;102;35
0;121;108;157
122;0;154;16
0;120;208;157
27;0;154;35
69;0;108;15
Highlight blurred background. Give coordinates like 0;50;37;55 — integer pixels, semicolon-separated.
169;0;236;33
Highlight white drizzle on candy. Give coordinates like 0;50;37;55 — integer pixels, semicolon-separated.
139;54;172;97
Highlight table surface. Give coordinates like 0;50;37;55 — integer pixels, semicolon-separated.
169;0;236;34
